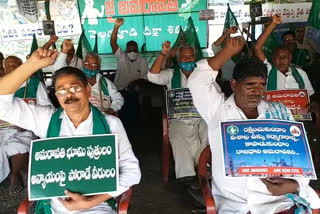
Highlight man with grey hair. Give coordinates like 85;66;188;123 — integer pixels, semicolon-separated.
148;41;208;184
54;43;124;115
82;52;124;115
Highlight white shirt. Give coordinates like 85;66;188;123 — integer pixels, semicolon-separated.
264;59;315;96
114;48;148;90
0;94;141;213
89;73;124;112
147;68;188;90
188;59;320;214
53;53;83;71
18;80;53;107
212;43;236;81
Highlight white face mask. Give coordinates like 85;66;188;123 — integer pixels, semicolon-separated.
127;52;138;61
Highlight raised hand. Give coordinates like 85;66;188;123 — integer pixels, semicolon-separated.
227;26;238;35
28;48;58;69
161;41;171;55
49;35;59;43
115;18;124;27
61;39;74;54
225;37;245;56
272;14;282;25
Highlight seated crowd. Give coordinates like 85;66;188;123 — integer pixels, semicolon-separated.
0;15;319;214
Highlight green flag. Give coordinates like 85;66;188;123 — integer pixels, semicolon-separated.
93;34;98;53
44;1;51;20
305;0;320;53
30;35;44;83
172;27;185;49
171;17;204;62
222;4;240;49
308;0;320;30
223;4;239;33
184;17;203;61
75;31;93;59
262;33;280;62
75;32;84;60
30;34;39;55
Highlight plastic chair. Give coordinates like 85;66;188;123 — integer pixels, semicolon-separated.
17;187;133;214
197;145;216;214
162;108;172;183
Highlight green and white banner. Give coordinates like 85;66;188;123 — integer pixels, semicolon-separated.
78;0;208;53
28;134;118;201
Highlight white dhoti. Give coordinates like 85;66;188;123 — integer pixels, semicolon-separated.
0;127;34;182
168;119;208;178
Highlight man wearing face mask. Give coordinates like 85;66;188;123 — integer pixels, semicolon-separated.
148;41;209;185
82;52;124;115
255;15;314;97
111;18;148;92
54;40;124;115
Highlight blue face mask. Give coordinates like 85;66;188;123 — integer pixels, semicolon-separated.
179;61;197;72
83;66;99;78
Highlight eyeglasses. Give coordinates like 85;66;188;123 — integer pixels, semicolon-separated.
55;85;82;97
284;38;296;42
83;61;99;68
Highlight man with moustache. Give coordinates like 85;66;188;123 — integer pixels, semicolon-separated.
188;36;320;213
53;40;124;115
0;48;141;213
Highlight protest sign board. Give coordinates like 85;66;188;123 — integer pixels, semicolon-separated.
220;119;316;179
199;9;215;20
28;134;118;201
166;88;201;120
42;20;55;35
208;3;312;25
250;2;262;18
264;89;311;121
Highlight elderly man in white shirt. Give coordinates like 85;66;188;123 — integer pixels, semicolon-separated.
52;39;83;70
188;37;320;213
0;48;141;213
111;18;148;91
148;41;208;182
255;15;314;97
54;40;124;115
0;55;53;194
81;52;124;115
